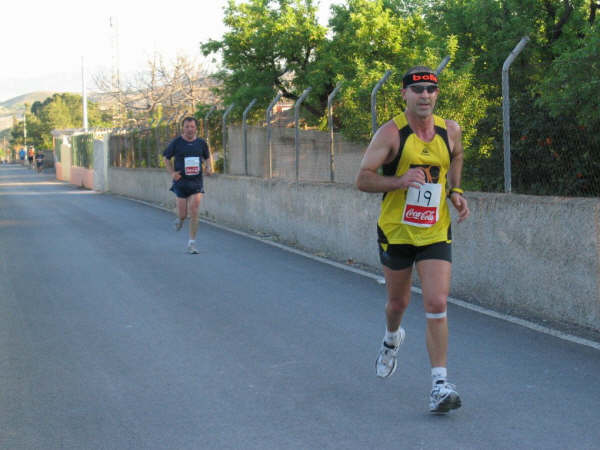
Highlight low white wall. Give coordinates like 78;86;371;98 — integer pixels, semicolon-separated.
93;136;109;192
106;170;600;333
227;126;365;184
108;167;173;209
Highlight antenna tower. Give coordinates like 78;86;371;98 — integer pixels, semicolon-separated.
109;16;122;127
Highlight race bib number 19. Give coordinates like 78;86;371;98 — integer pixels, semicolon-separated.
184;157;200;176
401;183;441;228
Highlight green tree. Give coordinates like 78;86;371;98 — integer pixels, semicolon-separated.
324;0;489;142
201;0;597;195
425;0;599;195
537;22;599;126
10;93;111;149
202;0;328;119
202;0;488;146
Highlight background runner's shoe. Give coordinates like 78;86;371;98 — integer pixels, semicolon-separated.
173;218;183;231
187;243;199;254
429;381;462;413
375;327;405;378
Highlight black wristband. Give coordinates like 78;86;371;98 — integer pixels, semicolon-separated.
447;187;464;198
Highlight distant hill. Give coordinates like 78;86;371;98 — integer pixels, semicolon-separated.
0;127;11;140
0;91;57;111
0;116;14;132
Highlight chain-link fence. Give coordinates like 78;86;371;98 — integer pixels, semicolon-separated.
105;110;364;185
476;99;596;198
508;110;600;197
106;99;600;196
72;133;94;169
225;124;364;184
54;136;62;163
109;122;179;169
103;43;599;197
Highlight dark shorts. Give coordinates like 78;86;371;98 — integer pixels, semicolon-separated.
170;177;204;198
379;241;452;270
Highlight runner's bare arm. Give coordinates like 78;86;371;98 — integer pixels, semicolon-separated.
204;154;214;175
446;120;469;222
164;158;181;181
356;120;425;193
446;120;464;189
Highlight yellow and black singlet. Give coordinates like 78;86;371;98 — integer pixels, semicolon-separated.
377;113;453;247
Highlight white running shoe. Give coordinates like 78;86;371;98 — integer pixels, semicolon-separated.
375;327;405;378
173;218;183;231
429;381;462;413
187;243;199;254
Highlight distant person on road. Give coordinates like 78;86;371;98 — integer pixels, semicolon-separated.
356;66;470;414
27;147;34;167
163;116;213;254
19;148;26;163
35;151;45;173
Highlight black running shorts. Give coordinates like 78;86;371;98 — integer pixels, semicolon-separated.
170;177;204;198
379;241;452;270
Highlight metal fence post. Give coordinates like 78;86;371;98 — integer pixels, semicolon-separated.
266;93;282;178
371;70;392;135
435;56;451;75
243;99;257;176
222;103;235;174
202;105;217;147
502;36;530;193
328;82;343;182
154;126;160;168
145;130;151;168
295;87;312;182
204;105;216;146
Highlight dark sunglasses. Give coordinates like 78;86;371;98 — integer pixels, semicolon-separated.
408;85;438;94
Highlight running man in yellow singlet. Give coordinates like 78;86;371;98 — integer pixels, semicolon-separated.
356;66;469;413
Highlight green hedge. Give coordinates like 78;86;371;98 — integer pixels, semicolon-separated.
72;134;94;169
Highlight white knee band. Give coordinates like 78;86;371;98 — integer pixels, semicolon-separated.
426;311;447;319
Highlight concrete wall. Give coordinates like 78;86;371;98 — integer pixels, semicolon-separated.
57;142;71;182
70;167;94;189
227;126;365;184
93;136;109;192
453;193;600;328
55;162;63;180
53;133;108;191
108;168;174;210
104;170;600;333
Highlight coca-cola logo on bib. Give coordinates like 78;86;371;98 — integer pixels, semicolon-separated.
404;206;436;224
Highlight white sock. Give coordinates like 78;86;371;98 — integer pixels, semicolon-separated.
431;367;447;385
188;239;195;246
384;328;401;347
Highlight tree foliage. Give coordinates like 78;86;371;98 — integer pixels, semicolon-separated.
426;0;600;194
203;0;489;144
196;0;599;195
10;94;111;149
202;0;328;119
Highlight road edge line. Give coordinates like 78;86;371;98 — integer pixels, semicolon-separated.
116;194;600;351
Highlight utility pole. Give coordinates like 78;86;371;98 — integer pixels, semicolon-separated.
82;56;88;132
23;106;27;150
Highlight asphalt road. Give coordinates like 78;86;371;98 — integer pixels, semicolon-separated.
1;164;599;450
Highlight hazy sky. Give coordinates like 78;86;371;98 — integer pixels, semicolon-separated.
0;0;341;102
